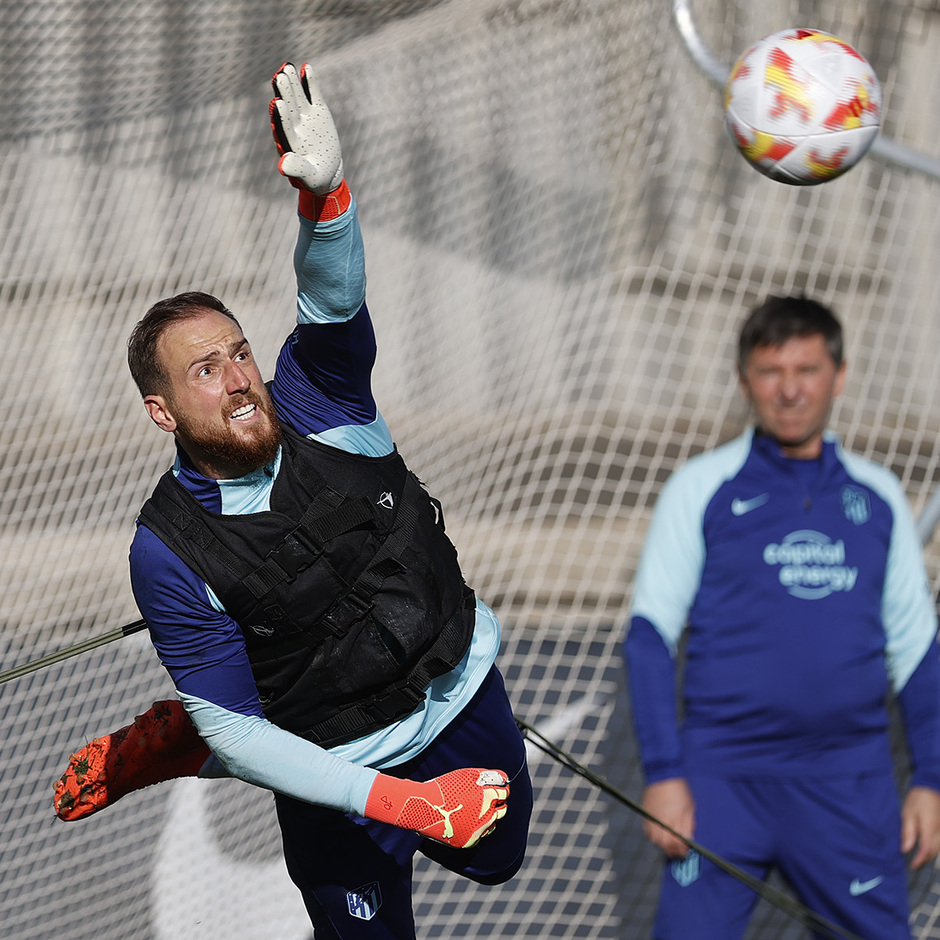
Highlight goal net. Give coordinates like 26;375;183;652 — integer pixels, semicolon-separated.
3;1;940;937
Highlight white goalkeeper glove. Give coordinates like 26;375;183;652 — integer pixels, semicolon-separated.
365;767;510;848
269;61;344;195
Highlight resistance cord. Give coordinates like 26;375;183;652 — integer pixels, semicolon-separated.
0;619;148;686
516;716;867;940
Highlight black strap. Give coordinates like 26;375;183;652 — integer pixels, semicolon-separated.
142;482;251;581
143;471;376;607
300;589;476;747
316;472;425;638
241;492;375;597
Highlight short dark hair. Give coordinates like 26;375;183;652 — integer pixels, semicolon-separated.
127;291;241;397
737;295;843;372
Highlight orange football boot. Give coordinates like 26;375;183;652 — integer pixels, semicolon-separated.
54;699;211;821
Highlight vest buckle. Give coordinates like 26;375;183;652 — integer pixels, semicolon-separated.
371;683;426;721
267;530;321;582
321;590;373;636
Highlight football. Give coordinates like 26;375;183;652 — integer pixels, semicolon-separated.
724;28;882;185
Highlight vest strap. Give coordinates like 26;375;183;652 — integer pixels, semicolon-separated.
317;473;423;638
300;589;476;747
246;495;376;593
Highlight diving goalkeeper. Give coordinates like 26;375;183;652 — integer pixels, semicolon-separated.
54;61;531;938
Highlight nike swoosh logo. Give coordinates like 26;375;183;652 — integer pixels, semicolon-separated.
849;876;883;896
731;494;769;516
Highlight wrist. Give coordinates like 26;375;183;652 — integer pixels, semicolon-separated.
298;179;351;223
364;772;431;825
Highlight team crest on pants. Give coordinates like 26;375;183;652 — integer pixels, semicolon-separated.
347;881;383;921
671;849;701;887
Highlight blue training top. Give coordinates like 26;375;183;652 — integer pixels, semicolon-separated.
129;195;500;815
624;427;940;789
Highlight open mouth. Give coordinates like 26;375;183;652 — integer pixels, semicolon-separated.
229;402;257;421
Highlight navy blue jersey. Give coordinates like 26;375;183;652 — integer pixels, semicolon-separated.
625;429;940;787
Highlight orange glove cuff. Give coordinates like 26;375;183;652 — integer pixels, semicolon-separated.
297;179;351;223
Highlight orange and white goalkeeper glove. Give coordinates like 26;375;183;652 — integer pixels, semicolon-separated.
269;61;344;195
269;60;350;222
365;767;510;848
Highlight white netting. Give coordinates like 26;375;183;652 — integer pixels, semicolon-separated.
4;1;940;937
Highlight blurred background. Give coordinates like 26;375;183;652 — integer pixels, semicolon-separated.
3;1;940;937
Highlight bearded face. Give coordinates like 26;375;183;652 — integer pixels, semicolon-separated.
170;381;283;478
144;309;283;480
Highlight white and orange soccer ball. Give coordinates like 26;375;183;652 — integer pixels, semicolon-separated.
724;28;882;185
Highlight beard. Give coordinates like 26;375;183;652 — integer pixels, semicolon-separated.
176;385;283;479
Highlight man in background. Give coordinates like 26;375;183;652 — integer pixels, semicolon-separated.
624;295;940;939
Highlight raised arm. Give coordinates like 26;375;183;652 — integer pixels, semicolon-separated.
267;62;388;450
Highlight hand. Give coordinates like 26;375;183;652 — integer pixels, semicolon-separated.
365;767;510;848
269;61;344;194
642;777;695;859
901;785;940;869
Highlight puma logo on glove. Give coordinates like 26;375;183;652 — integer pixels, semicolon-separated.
365;767;510;848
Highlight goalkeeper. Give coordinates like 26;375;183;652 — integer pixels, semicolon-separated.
53;61;531;937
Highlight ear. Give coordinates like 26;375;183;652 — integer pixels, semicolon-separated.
833;360;847;398
144;394;177;433
737;366;752;403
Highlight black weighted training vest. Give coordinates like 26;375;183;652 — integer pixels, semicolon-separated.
137;422;476;748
